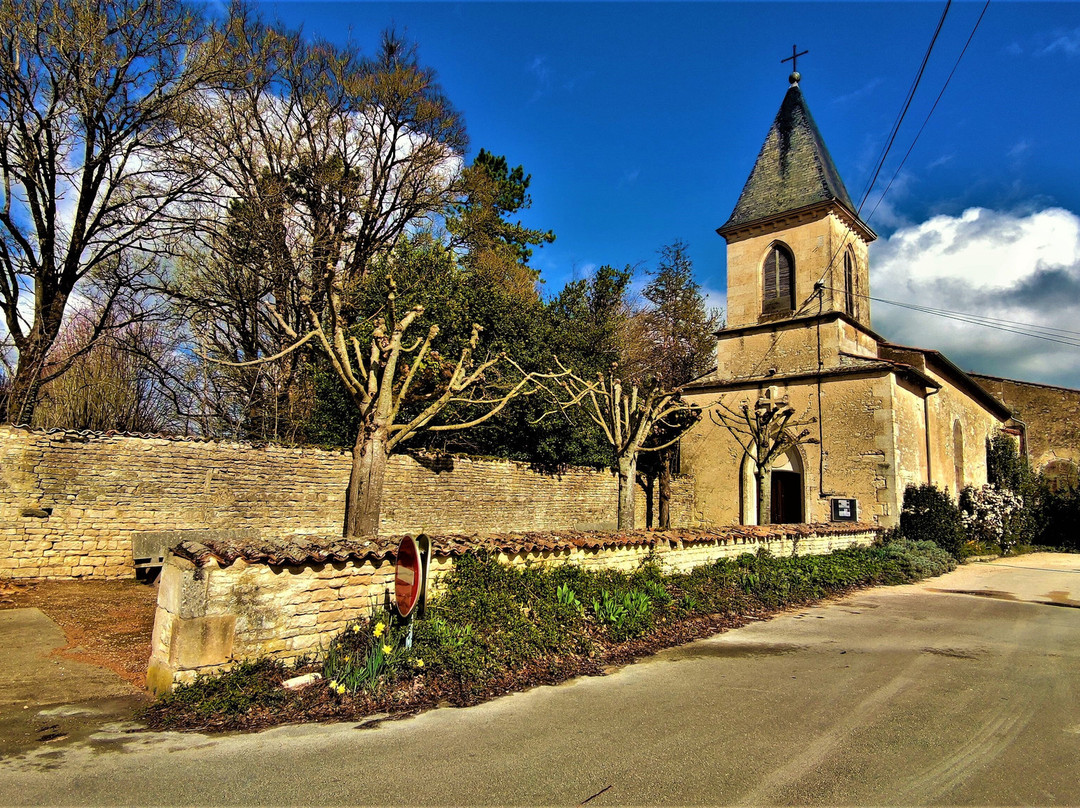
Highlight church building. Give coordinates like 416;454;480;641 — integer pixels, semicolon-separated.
680;71;1014;527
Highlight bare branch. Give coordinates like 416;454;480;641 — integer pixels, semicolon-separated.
195;329;318;368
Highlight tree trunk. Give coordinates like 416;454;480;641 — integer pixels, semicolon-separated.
616;454;637;531
344;425;390;538
4;338;49;425
658;449;672;529
642;473;655;528
757;466;771;526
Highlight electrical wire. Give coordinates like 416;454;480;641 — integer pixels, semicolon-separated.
857;0;952;213
824;285;1080;348
863;0;991;223
712;0;981;387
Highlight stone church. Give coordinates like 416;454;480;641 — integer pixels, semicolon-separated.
680;73;1017;527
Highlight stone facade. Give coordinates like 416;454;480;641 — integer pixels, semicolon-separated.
724;212;873;334
147;524;878;693
0;425;693;580
971;373;1080;475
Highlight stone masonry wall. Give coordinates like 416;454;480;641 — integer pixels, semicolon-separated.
971;373;1080;472
0;426;693;580
147;524;878;693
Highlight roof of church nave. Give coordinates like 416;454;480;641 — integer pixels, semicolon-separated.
718;76;869;238
683;341;1014;422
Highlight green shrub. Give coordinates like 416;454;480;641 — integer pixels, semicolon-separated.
409;552;591;688
146;541;958;728
900;484;965;558
1034;484;1080;551
150;658;291;724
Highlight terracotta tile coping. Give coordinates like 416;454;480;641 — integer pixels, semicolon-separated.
171;523;881;569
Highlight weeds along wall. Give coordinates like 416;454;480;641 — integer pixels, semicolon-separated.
147;524;879;693
0;426;694;580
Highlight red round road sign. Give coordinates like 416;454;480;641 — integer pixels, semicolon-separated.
394;535;423;618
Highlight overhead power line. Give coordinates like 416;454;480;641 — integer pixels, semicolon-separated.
726;0;987;384
802;0;968;313
857;0;953;214
863;0;991;224
825;285;1080;348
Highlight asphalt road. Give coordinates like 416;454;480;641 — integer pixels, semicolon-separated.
1;553;1078;806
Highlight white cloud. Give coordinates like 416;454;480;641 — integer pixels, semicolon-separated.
1040;27;1080;57
528;56;553;102
926;153;954;170
1008;139;1032;159
870;207;1080;389
701;285;727;324
831;77;884;107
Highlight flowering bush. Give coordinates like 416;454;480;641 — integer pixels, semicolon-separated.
960;484;1024;554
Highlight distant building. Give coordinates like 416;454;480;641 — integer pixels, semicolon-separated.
680;72;1019;527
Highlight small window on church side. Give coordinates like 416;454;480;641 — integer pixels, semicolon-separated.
763;244;794;313
953;420;965;493
843;250;856;318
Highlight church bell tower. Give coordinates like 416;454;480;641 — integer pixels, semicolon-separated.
717;70;876;333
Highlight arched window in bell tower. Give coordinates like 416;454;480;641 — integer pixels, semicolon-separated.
843;249;856;317
762;243;795;314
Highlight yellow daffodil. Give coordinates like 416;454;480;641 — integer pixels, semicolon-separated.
351;625;361;633
382;644;392;655
336;683;346;695
373;622;386;638
329;679;338;690
416;659;424;668
344;655;351;663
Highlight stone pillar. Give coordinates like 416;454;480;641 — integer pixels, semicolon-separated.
147;554;236;695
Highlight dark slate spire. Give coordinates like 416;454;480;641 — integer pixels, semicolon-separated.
719;80;864;236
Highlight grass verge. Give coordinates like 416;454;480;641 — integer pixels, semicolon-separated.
140;538;954;732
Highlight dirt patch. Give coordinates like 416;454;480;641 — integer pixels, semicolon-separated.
0;579;157;688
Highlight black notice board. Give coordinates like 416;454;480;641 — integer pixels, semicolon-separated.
831;498;858;522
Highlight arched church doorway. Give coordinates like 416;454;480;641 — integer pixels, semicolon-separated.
740;445;805;525
770;448;804;524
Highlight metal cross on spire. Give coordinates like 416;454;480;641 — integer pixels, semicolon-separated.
781;45;808;85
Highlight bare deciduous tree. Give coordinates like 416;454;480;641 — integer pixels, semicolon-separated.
710;388;818;525
171;14;468;440
32;304;180;433
550;361;700;530
0;0;216;423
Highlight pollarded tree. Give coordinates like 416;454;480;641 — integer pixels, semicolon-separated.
711;389;818;525
220;275;552;537
550;361;700;530
0;0;218;424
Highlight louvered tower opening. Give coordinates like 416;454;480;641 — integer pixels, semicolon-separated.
762;244;795;313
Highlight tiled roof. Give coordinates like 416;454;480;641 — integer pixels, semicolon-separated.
720;85;862;235
170;524;881;568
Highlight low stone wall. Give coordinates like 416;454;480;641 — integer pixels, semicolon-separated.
147;524;878;693
0;425;694;580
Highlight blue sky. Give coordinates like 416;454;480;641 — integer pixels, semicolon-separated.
260;1;1080;388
